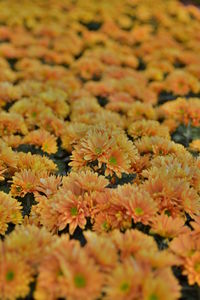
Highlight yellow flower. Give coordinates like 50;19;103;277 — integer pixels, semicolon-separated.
0;252;33;300
0;191;22;235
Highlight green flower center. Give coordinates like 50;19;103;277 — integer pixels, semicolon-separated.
120;281;130;292
164;210;171;216
134;207;144;216
149;294;159;300
43;144;48;151
57;269;64;277
109;156;117;165
70;207;78;216
74;274;86;288
16;186;22;192
194;262;200;273
32;111;37;118
95;147;102;155
26;183;33;189
6;271;14;282
102;221;110;231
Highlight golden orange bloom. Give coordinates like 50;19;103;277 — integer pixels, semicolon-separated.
0;252;33;300
10;169;39;197
113;184;158;225
23;129;58;154
144;175;200;217
0;162;6;181
77;126;115;162
183;252;200;286
150;213;188;238
92;211;114;233
69;126;138;178
35;238;103;300
142;153;200;193
16;152;57;173
56;191;87;235
0;111;27;136
170;232;200;260
135;136;186;156
4;224;55;267
0;191;22;235
128;120;170;140
62;170;109;196
104;258;143;300
159;97;200;127
127;101;157;122
165;70;200;95
61;122;89;152
103;147;131;178
189;139;200;152
142;269;181;300
0;140;18;171
84;231;118;271
0;0;200;297
36;174;62;197
111;229;157;261
2;134;23;148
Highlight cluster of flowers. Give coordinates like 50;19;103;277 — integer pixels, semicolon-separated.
0;0;200;299
0;224;183;300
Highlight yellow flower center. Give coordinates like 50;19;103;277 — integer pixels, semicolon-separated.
74;274;86;288
6;271;14;282
134;207;144;216
120;281;130;292
109;156;117;165
70;207;78;216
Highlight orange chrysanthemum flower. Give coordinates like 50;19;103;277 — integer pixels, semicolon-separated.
16;152;57;173
142;269;181;300
150;213;188;238
0;111;27;135
183;252;200;286
159;97;200;127
164;70;199;95
135;136;186;156
36;174;62;198
127;101;157;122
128;120;170;140
4;224;55;267
104;258;143;300
62;170;109;196
143;175;200;217
23;129;58;154
112;184;158;225
56;191;87;235
189;139;200;152
84;231;118;271
35;238;103;300
0;191;22;235
10;169;39;197
69;126;138;178
0;252;33;300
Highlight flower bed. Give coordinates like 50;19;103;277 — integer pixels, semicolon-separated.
0;0;200;299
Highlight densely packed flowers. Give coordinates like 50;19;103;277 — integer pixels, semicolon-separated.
0;0;200;299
